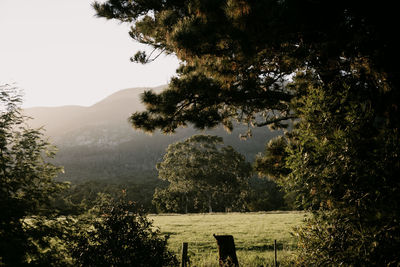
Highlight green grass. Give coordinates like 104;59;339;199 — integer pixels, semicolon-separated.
149;211;307;266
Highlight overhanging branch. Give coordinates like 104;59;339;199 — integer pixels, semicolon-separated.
254;115;297;127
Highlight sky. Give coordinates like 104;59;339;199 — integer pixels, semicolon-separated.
0;0;180;108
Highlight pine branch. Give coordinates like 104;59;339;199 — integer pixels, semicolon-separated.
254;115;296;127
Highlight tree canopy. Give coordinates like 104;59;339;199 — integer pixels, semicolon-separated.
94;1;400;265
94;0;399;134
156;135;251;213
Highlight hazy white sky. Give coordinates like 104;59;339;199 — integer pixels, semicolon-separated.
0;0;179;108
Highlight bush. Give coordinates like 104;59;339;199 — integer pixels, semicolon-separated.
72;200;177;267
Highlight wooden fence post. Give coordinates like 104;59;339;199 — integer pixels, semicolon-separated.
274;239;278;267
181;242;188;267
213;234;239;267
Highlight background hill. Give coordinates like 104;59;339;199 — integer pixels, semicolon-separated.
24;85;281;183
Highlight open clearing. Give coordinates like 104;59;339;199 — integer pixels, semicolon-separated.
150;211;307;266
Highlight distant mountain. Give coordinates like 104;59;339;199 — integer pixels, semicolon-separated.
24;85;281;183
24;86;165;143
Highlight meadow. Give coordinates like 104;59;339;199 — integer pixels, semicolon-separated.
150;211;307;267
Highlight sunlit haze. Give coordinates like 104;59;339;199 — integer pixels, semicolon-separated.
0;0;180;108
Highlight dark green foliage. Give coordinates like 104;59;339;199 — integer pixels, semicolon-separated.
285;68;400;265
253;135;301;210
72;200;178;267
152;187;194;213
0;85;67;266
153;177;287;213
245;177;286;212
254;136;291;180
295;210;400;266
155;135;252;213
52;180;161;215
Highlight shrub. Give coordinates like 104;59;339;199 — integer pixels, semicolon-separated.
72;200;177;267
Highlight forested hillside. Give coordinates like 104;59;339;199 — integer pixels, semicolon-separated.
24;85;281;183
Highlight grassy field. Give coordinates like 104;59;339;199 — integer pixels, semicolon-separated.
149;211;307;267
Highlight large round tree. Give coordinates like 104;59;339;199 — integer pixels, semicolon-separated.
156;135;251;213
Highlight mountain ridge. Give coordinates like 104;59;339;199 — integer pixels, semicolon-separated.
24;86;167;140
23;85;280;183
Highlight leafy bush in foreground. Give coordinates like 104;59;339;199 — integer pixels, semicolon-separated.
72;200;177;267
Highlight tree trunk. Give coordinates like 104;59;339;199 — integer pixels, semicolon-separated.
184;193;188;214
208;195;213;213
